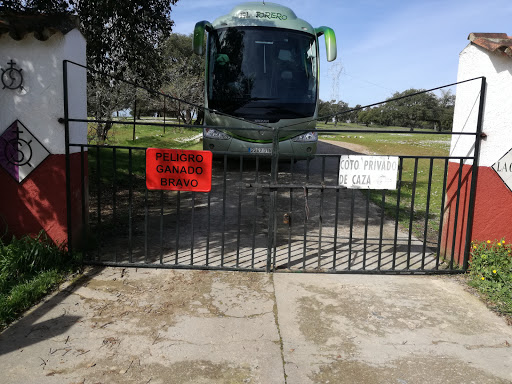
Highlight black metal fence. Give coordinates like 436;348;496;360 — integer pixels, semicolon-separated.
63;60;486;274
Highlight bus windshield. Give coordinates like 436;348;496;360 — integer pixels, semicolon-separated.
208;27;317;122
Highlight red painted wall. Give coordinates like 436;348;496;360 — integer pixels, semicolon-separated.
441;162;512;265
0;153;87;248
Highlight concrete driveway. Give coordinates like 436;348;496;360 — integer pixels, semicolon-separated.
1;267;511;384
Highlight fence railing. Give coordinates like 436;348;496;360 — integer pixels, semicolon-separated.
62;60;486;273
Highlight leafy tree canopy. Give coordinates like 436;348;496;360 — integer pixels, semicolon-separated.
321;88;455;131
0;0;179;86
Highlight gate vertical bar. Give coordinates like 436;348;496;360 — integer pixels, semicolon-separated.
163;97;166;134
160;190;164;264
302;158;311;270
450;159;464;269
191;193;196;265
96;147;101;261
236;156;243;267
144;187;148;263
113;148;118;262
317;157;326;269
462;77;486;271
407;158;419;269
363;189;370;270
332;185;340;270
436;158;449;270
392;158;404;270
348;190;355;270
206;191;211;266
128;148;133;263
175;191;181;264
63;60;73;255
132;95;137;141
80;146;86;262
378;190;386;270
221;155;227;266
251;157;260;269
421;158;434;270
287;158;294;269
267;128;279;272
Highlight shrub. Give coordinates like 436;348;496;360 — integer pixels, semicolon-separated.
469;239;512;316
0;232;77;328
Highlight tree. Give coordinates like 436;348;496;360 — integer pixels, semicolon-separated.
318;100;332;124
438;89;455;131
347;89;455;130
346;104;362;124
1;0;179;83
380;89;441;130
317;99;349;126
332;100;349;126
78;0;179;141
159;33;205;126
1;0;180;141
358;108;371;127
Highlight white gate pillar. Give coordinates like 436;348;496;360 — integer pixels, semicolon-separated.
442;33;512;264
0;14;87;247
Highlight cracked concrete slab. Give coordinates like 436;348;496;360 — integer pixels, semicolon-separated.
273;273;512;384
1;268;511;384
0;267;284;384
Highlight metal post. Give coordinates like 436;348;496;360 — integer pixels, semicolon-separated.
178;101;181;130
163;96;166;134
462;77;487;271
266;127;280;272
63;60;73;255
132;93;137;141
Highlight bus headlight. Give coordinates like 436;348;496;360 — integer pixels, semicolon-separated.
292;132;318;142
204;128;231;140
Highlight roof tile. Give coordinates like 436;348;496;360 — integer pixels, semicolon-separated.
0;13;80;41
468;32;512;58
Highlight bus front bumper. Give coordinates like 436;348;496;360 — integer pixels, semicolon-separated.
203;136;317;159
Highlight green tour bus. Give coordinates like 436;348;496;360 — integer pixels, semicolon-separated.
193;2;337;158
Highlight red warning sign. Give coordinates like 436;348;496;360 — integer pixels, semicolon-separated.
146;148;212;192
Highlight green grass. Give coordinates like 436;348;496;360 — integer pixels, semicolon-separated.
317;122;451;156
87;122;203;185
0;232;78;329
469;239;512;319
318;122;452;244
88;119;203;149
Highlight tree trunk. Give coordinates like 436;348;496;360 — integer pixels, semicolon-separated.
194;110;204;125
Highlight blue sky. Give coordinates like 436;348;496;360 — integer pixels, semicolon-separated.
170;0;512;107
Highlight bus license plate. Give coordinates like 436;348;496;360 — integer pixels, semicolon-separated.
248;147;272;154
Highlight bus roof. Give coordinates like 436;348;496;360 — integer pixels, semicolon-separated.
212;2;315;35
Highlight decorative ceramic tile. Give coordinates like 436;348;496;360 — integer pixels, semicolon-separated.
492;148;512;192
0;120;50;183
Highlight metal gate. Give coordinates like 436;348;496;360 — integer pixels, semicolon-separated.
63;60;485;274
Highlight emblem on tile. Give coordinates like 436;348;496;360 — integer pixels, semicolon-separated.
0;120;50;183
1;60;24;90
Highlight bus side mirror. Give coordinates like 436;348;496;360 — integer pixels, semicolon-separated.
315;26;337;62
193;21;212;56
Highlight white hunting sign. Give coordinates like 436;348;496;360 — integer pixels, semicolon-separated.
338;155;399;190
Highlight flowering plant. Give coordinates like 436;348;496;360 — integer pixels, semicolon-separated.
469;239;512;316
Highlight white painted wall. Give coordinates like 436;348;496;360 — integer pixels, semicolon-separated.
450;43;512;166
0;29;87;154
